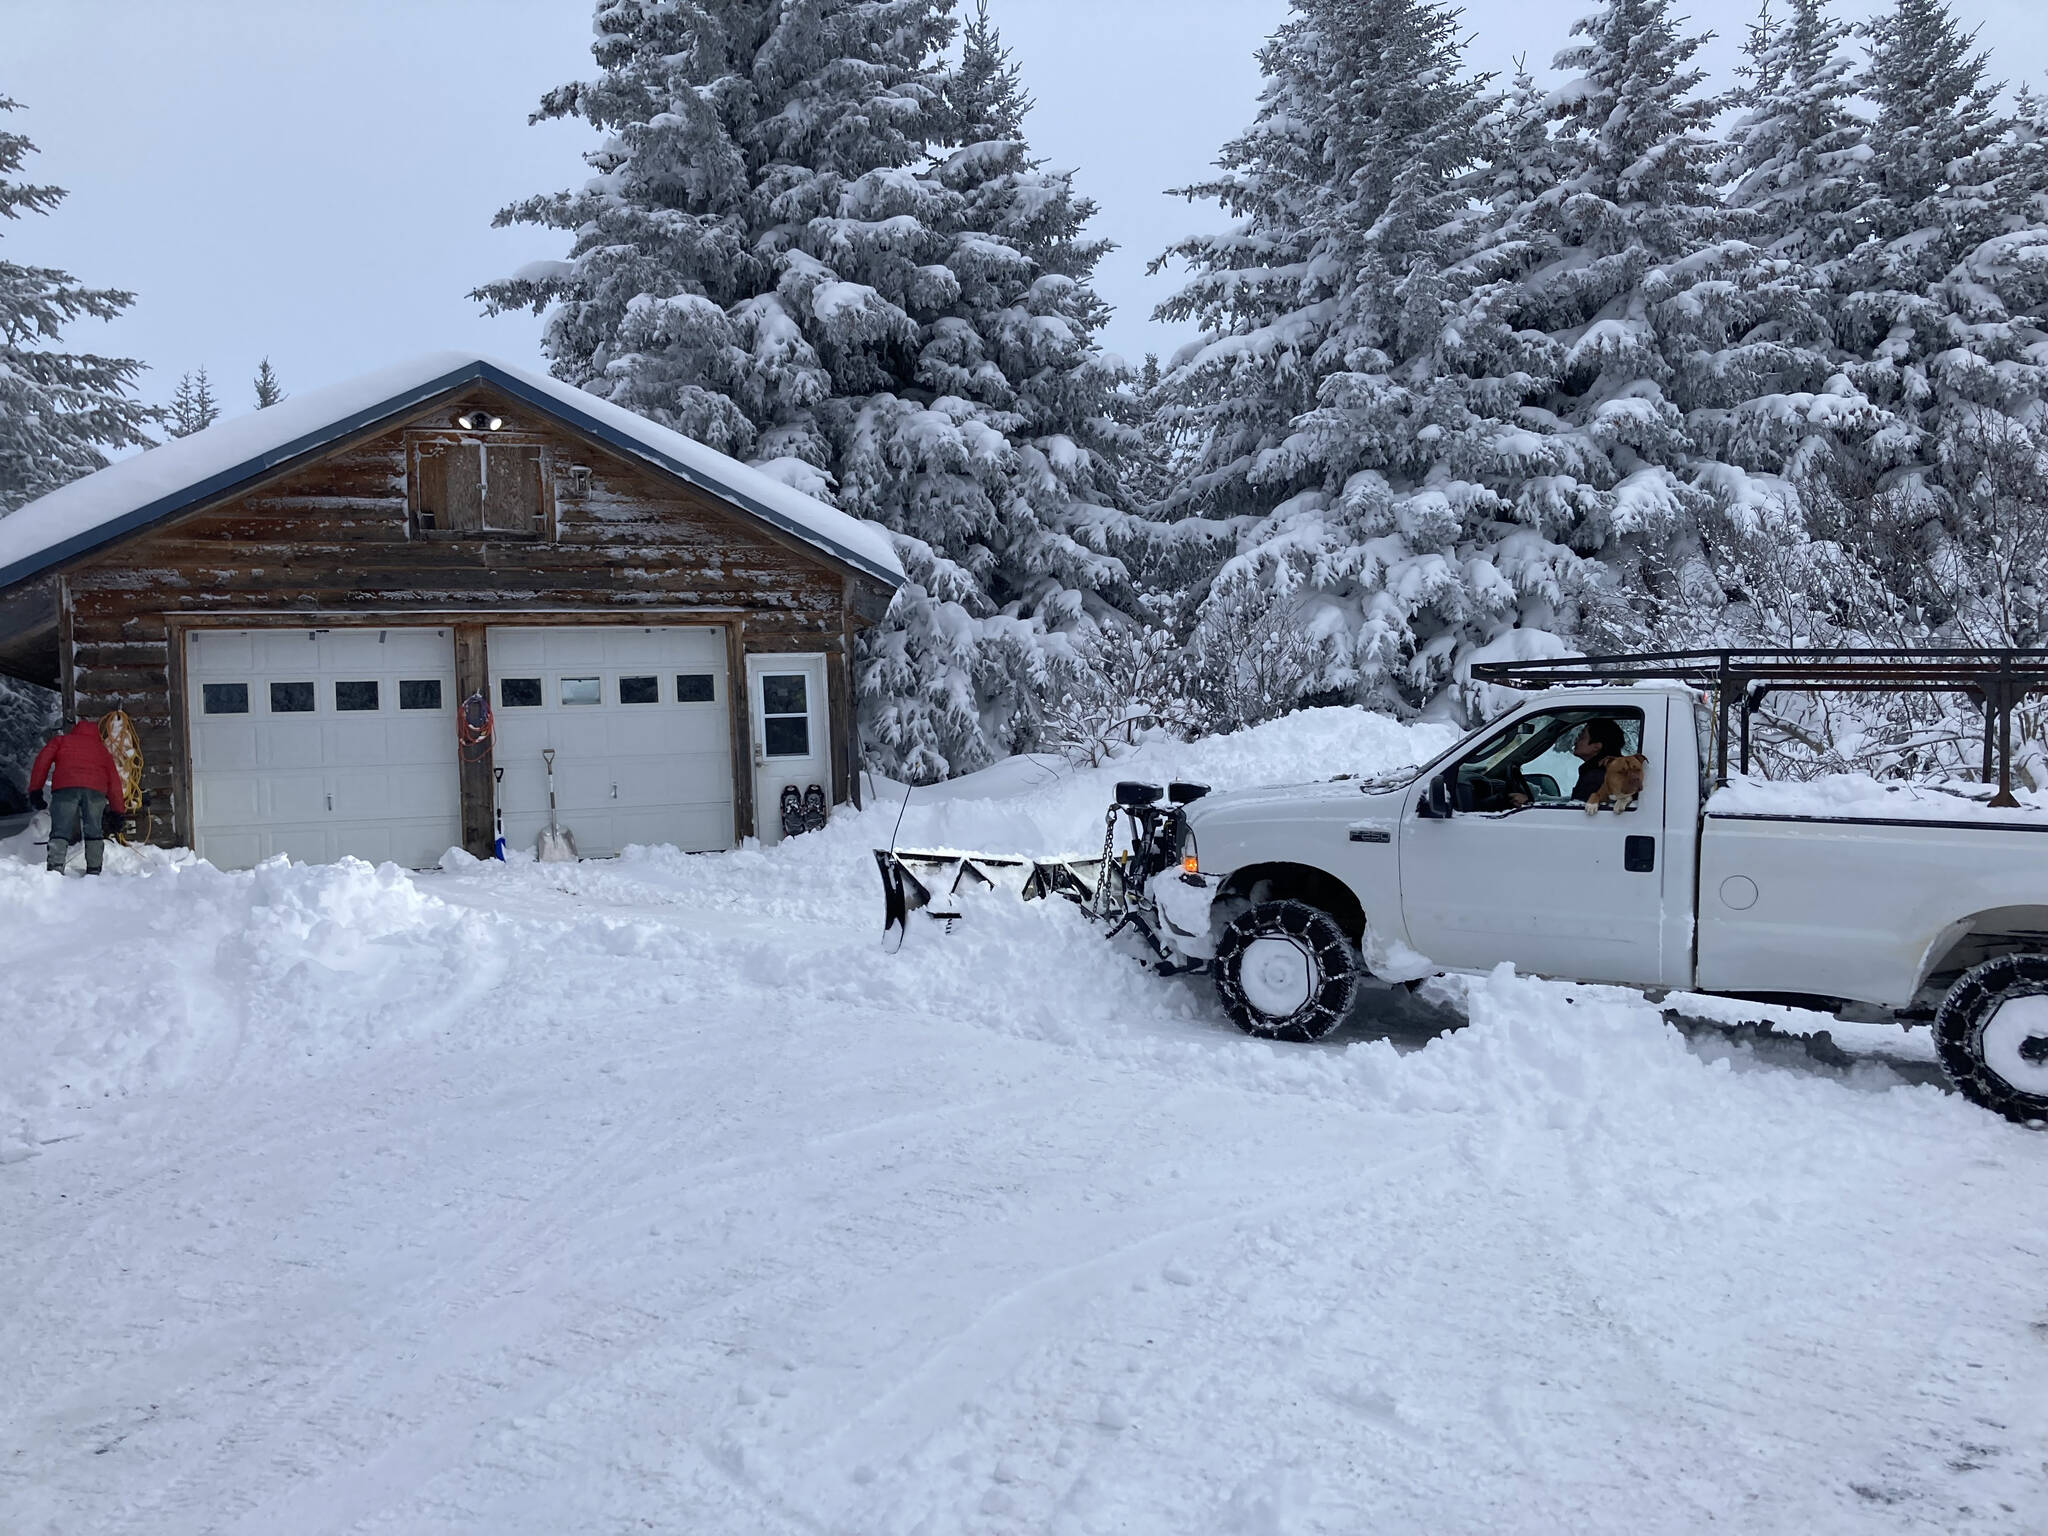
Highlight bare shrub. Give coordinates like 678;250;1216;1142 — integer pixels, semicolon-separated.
1183;578;1323;735
1040;627;1203;765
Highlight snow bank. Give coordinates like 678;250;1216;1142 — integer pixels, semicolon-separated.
868;706;1462;856
0;707;1457;1156
1709;770;2048;824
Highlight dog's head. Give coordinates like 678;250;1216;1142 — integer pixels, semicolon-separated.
1603;754;1647;795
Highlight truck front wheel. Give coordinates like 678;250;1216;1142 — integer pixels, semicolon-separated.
1935;954;2048;1124
1214;900;1362;1044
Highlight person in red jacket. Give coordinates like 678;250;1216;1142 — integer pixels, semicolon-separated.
27;717;127;876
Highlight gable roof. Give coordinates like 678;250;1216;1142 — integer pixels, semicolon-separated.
0;352;905;593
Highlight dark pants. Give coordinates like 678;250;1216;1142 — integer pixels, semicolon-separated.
47;786;107;874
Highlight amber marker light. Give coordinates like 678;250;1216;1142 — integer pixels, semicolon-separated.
1181;855;1200;875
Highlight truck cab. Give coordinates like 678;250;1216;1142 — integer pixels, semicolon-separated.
1172;684;1705;991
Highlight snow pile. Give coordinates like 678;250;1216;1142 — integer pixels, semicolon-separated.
1709;771;2048;823
869;705;1461;856
0;856;485;1156
0;706;1451;1156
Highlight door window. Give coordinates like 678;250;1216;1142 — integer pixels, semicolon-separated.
202;682;249;714
560;676;601;706
500;677;543;708
619;675;659;704
270;681;316;714
676;673;716;703
761;674;810;757
1450;707;1644;811
398;679;443;710
335;681;380;712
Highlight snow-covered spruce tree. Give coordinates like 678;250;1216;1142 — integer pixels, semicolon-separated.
1833;0;2048;659
1439;0;1739;656
0;96;153;514
166;367;221;437
1150;0;1584;718
478;0;1137;781
1833;0;2020;458
1669;0;2048;780
1449;0;1901;665
1723;0;1864;262
852;1;1140;774
1649;0;1902;651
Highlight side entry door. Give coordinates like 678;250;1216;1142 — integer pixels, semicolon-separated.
1399;699;1674;986
746;654;830;845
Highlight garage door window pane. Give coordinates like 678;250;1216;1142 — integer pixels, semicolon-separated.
619;675;658;704
335;680;380;712
561;676;601;705
202;682;249;714
399;679;443;710
676;673;715;703
500;677;542;708
270;681;315;713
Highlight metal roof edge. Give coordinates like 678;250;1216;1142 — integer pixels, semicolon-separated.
471;363;904;591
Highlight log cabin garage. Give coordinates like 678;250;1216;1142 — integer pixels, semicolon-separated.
0;353;903;868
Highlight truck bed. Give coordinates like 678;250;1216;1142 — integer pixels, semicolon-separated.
1697;777;2048;1007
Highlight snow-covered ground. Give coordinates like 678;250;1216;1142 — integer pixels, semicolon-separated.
4;708;2046;1535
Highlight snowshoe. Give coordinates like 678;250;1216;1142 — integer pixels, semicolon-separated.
802;783;827;833
779;784;805;839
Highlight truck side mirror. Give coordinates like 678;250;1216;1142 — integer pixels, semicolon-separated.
1422;768;1457;818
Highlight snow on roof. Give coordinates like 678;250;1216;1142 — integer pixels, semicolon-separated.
0;351;904;592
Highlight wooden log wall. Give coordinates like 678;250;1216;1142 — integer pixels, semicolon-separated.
62;388;883;852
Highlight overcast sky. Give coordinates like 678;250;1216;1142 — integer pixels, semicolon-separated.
6;0;2045;415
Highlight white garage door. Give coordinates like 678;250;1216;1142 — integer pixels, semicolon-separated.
186;627;461;870
488;626;735;858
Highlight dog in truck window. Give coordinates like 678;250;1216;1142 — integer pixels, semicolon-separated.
1585;752;1647;814
1567;718;1644;813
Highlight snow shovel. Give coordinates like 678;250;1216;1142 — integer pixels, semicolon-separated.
492;765;507;861
537;748;578;861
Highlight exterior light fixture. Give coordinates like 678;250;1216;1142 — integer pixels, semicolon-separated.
457;410;504;432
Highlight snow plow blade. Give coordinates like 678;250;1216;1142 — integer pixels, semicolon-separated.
875;848;1105;950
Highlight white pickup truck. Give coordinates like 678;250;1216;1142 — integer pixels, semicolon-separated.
1150;680;2048;1124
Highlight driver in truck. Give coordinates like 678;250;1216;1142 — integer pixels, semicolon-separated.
1507;717;1627;807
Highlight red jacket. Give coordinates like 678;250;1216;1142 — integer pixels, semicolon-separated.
29;721;126;813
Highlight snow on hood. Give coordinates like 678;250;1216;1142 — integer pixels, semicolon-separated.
0;351;904;590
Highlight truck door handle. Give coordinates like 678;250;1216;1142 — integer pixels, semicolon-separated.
1624;835;1655;872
